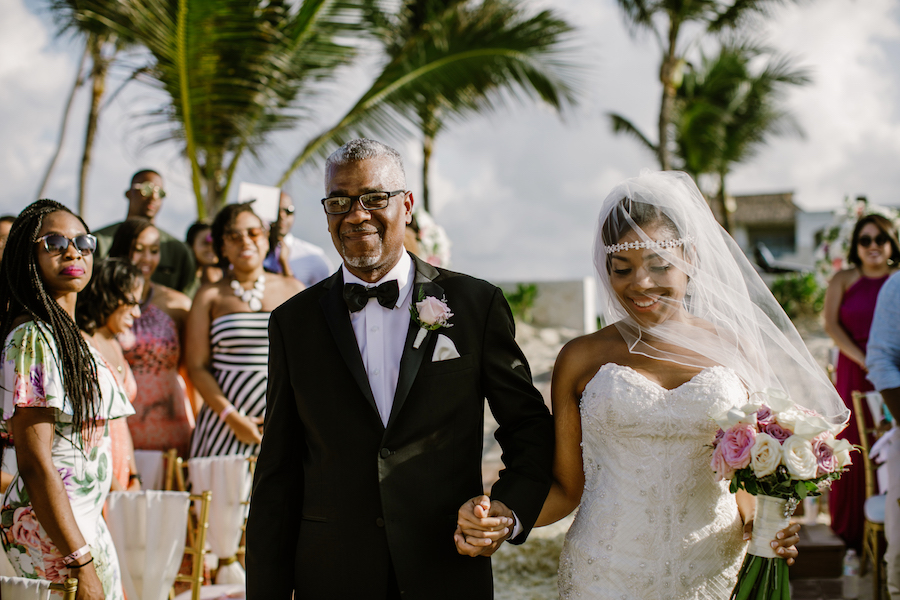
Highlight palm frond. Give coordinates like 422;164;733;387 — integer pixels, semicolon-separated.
608;113;658;157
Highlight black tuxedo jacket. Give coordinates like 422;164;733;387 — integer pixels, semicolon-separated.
246;254;554;599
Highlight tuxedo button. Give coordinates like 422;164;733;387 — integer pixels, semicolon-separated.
376;517;385;528
380;448;391;459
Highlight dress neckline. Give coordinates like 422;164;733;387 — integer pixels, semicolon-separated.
595;362;725;393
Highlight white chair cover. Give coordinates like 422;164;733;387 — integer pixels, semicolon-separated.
0;576;51;600
133;450;167;490
187;456;251;585
106;491;191;600
172;583;245;600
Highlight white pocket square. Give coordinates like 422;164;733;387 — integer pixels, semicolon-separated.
432;334;461;362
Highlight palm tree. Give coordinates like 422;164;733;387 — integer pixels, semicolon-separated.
278;0;580;212
607;41;809;232
75;0;362;218
675;41;809;231
610;0;798;171
42;1;136;215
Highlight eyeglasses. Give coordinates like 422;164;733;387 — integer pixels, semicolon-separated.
858;233;889;248
321;190;405;215
280;205;295;216
121;297;140;308
35;233;97;256
223;227;266;243
131;182;167;199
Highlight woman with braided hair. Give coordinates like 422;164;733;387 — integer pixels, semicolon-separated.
0;200;132;599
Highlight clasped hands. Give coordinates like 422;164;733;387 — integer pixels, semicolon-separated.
454;495;514;557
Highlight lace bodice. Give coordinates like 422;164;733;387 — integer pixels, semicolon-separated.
558;363;746;599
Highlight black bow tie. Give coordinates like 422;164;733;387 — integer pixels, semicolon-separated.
343;280;400;312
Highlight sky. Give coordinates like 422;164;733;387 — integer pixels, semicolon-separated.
1;0;898;283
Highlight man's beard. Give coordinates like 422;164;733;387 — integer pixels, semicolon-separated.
342;243;381;269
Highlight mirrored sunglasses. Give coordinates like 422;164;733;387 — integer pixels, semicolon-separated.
131;182;167;199
280;205;296;216
858;234;889;247
36;233;97;256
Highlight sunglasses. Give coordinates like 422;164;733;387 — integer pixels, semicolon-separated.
131;182;167;199
223;227;266;243
858;233;889;248
36;233;97;256
280;205;295;216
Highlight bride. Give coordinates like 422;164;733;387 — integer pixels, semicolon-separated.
456;171;848;598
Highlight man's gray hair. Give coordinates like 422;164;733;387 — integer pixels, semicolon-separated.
325;138;406;191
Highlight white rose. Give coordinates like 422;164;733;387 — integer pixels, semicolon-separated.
750;433;782;477
827;438;855;470
782;435;818;480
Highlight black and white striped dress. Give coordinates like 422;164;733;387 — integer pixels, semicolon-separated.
189;312;270;458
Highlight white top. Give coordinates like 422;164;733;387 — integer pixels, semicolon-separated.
342;252;415;426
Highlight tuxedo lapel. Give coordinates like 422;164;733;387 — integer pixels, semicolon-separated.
319;271;379;417
386;256;443;430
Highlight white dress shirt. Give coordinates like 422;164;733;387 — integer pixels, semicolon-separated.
343;252;415;426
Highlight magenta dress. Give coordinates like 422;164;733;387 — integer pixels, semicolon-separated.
829;274;889;551
120;294;194;457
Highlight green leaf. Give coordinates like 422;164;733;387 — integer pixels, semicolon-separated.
795;481;807;500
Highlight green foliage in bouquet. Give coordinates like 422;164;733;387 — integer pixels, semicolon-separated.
729;464;840;505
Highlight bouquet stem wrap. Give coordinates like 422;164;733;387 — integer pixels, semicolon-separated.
748;496;790;559
731;495;792;600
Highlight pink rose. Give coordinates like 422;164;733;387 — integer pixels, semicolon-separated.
813;435;838;476
711;444;735;481
756;405;775;426
9;507;44;552
761;422;792;443
416;296;453;327
720;424;757;469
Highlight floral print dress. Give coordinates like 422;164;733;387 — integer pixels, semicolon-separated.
0;321;134;598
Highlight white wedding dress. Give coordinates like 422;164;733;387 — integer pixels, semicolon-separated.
558;363;746;599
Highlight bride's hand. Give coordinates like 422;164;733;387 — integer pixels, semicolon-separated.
743;520;801;566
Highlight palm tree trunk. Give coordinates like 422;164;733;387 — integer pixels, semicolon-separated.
717;172;733;233
36;43;89;200
78;33;109;218
420;102;439;213
657;22;681;171
422;134;433;213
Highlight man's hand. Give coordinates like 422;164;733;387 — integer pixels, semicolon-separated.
277;242;293;278
454;495;514;557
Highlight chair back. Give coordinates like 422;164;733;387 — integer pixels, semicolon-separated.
173;490;213;600
106;491;191;600
853;391;879;499
0;576;76;600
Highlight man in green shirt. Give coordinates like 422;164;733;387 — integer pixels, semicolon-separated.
94;169;196;294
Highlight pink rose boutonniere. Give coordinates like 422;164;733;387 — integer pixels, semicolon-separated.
410;290;453;349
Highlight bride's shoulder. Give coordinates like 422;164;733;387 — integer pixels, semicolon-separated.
555;325;625;387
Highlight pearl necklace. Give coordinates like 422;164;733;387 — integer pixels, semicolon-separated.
230;274;265;312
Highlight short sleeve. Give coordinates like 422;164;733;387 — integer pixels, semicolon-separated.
1;322;72;426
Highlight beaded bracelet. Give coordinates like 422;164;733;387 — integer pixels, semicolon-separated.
63;544;90;566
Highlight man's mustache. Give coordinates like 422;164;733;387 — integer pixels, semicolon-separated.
343;226;380;235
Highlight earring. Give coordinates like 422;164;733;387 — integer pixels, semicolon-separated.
686;279;696;296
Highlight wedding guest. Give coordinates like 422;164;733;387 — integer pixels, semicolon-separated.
824;214;900;551
245;139;553;599
263;190;333;288
457;172;845;596
0;214;15;265
77;257;145;491
109;218;195;457
185;221;222;297
867;270;900;597
94;169;196;293
186;202;303;458
0;200;132;599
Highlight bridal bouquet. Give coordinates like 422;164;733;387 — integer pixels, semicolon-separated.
709;389;852;600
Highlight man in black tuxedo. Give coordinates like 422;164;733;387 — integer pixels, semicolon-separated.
246;138;553;599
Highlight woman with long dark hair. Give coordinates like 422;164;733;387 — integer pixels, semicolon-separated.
824;213;900;551
0;200;131;599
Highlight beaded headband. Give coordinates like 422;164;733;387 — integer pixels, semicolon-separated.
605;236;694;254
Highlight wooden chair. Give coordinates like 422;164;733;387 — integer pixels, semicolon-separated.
852;390;887;600
172;490;213;600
